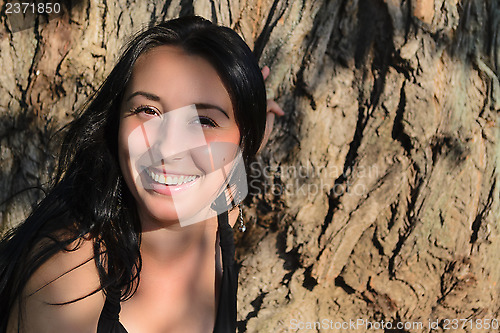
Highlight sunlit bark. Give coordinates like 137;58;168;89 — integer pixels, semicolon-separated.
0;1;498;332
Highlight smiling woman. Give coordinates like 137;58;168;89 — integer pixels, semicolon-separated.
118;46;242;228
0;16;283;333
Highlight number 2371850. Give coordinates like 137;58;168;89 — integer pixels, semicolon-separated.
442;318;499;330
6;2;61;15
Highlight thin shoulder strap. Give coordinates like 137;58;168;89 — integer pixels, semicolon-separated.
213;209;238;333
97;287;127;332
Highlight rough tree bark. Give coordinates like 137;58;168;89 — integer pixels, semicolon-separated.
0;0;498;332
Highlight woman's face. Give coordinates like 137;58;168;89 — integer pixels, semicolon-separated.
118;45;241;229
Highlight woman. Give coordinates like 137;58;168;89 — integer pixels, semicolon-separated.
0;16;283;333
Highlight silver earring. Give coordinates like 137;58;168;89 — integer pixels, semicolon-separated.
238;205;246;232
117;178;123;208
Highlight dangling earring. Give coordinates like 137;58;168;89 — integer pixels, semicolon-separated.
238;204;246;232
117;178;123;209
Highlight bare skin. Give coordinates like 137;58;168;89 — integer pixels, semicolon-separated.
7;46;283;333
7;239;105;333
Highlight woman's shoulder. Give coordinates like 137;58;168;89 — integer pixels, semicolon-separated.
8;236;106;332
24;236;104;303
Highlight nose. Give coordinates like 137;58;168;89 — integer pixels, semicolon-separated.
150;110;207;163
153;116;185;161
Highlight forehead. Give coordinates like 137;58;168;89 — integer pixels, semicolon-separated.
127;45;231;110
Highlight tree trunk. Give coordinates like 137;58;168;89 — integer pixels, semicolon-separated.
1;0;498;332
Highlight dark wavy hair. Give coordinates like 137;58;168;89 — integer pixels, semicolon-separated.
0;15;267;331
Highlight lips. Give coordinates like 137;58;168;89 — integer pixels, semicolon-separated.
142;167;201;196
146;168;199;186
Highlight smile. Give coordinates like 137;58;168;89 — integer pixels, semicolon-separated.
146;169;199;186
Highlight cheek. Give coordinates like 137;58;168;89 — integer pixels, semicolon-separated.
229;128;241;145
204;124;241;145
118;119;153;163
204;127;241;165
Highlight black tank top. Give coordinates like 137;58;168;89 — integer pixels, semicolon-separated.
97;210;238;333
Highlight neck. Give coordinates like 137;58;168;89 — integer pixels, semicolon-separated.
138;211;218;262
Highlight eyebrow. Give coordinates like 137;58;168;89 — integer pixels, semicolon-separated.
194;103;229;119
126;91;230;119
126;91;161;102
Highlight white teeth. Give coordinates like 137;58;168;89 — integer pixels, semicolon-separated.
147;170;198;186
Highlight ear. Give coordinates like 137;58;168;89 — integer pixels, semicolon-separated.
257;108;277;153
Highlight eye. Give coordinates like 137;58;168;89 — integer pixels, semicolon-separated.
192;116;219;128
131;105;160;117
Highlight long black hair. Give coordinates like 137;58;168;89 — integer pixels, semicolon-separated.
0;15;267;330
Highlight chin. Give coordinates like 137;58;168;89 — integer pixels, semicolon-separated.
139;190;215;227
138;192;184;222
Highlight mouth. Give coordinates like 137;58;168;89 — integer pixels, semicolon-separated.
146;168;200;186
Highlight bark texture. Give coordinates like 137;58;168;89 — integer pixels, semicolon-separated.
0;0;498;332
